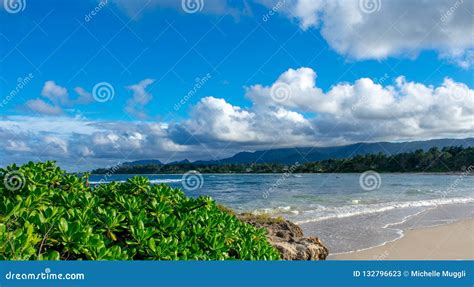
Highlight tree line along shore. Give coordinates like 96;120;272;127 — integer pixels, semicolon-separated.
92;146;474;174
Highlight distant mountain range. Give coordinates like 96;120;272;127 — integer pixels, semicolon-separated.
122;138;474;166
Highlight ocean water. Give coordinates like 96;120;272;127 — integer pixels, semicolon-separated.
89;173;474;254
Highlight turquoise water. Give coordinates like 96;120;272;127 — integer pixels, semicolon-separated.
89;173;474;253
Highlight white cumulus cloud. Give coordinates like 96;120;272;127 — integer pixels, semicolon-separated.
3;68;474;170
125;79;155;119
259;0;474;67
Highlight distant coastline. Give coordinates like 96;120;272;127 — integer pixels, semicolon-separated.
91;146;474;174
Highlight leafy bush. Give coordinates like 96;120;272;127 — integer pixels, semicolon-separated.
0;161;280;260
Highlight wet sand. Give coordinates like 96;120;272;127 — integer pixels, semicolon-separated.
330;219;474;260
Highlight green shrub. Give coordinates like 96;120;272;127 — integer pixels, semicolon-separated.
0;161;280;260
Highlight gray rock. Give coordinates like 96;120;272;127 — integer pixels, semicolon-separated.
239;214;329;260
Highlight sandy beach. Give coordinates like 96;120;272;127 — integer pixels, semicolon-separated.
330;219;474;260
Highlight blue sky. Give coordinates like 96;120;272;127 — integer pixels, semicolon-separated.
0;0;473;170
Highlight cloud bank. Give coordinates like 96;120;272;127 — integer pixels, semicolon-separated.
3;68;473;170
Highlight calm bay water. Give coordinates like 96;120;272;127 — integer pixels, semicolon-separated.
89;173;474;253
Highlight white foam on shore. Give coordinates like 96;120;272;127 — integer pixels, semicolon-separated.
329;232;406;257
252;206;300;215
149;179;182;184
89;179;182;184
328;206;471;257
294;197;474;224
331;208;429;256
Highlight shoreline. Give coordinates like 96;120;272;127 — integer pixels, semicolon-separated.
89;172;473;175
329;219;474;260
